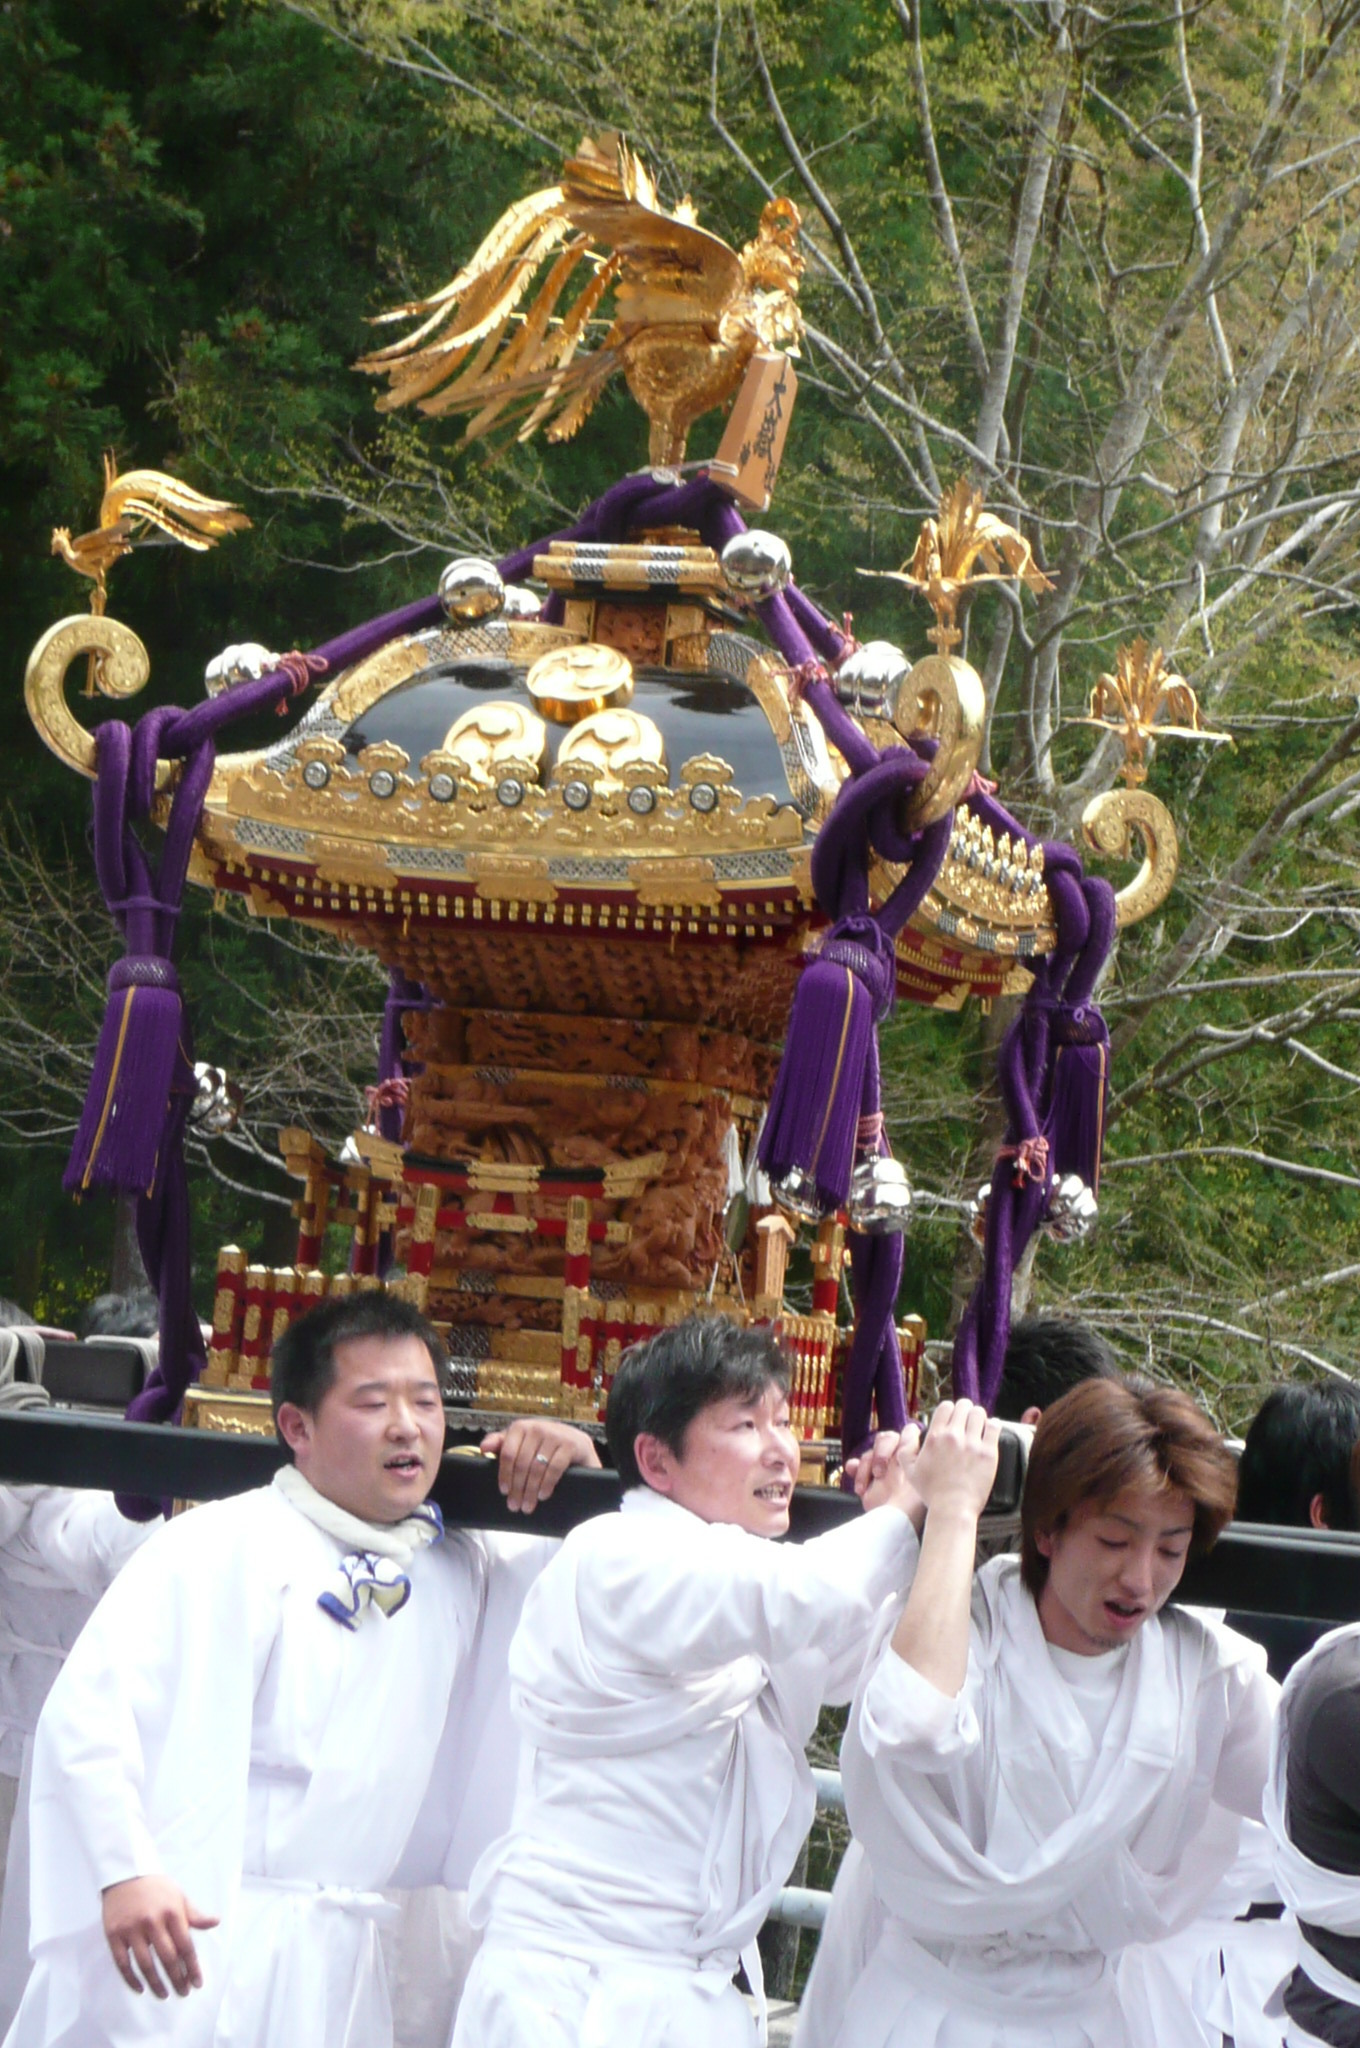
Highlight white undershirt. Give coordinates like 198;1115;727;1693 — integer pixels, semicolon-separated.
1046;1641;1130;1758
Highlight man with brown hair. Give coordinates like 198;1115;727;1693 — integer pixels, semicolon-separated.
799;1383;1278;2048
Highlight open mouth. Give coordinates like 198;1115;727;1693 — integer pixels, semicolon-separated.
384;1454;424;1477
753;1481;792;1506
1103;1599;1144;1628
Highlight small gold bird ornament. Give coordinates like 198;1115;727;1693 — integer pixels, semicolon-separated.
51;452;251;617
355;132;805;468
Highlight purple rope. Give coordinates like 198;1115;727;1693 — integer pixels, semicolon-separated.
950;844;1117;1410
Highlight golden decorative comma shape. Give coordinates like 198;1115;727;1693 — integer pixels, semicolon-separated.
526;642;634;724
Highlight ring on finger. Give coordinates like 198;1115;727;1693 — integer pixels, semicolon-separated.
533;1452;551;1464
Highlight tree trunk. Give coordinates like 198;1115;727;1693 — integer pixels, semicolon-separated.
109;1195;149;1297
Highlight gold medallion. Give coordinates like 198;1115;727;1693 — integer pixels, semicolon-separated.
441;702;547;782
526;642;634;723
556;709;666;789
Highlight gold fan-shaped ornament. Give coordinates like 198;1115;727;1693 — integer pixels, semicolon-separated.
1076;639;1231;787
866;479;1053;653
355;132;805;467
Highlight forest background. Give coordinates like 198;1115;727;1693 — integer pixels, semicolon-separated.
1;0;1357;1424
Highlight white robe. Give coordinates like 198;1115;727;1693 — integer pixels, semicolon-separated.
799;1555;1276;2048
0;1490;155;2031
0;1488;155;1780
1264;1623;1360;2048
1116;1818;1294;2048
453;1487;919;2048
3;1484;541;2048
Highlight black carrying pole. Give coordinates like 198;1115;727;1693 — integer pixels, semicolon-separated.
0;1410;1357;1620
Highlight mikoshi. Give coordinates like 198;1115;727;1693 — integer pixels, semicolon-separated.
25;132;1198;1489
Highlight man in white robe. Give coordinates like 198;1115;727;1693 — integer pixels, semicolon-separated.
0;1478;157;2031
2;1292;599;2048
800;1379;1278;2048
0;1316;162;2029
1263;1621;1360;2047
451;1312;926;2048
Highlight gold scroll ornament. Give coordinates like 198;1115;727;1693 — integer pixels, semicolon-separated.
25;614;174;792
1081;787;1179;928
438;702;548;785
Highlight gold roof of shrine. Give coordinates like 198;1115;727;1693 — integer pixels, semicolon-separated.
28;518;1182;1036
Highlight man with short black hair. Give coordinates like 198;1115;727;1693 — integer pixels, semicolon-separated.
1230;1380;1360;1682
78;1294;160;1343
992;1315;1120;1425
4;1293;599;2048
1237;1382;1360;1536
451;1313;926;2048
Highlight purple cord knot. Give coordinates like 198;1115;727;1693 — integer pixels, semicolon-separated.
816;917;898;1022
108;957;180;994
1050;1004;1108;1047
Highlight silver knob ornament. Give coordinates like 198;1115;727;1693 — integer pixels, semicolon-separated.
203;642;281;697
189;1062;243;1136
439;556;505;624
833;640;909;721
500;584;543;620
848;1155;914;1234
1042;1173;1099;1244
967;1181;991;1247
720;530;792;599
770;1164;829;1223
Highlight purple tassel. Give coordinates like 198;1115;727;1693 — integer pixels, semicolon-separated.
1046;1024;1109;1192
758;918;896;1211
64;959;183;1199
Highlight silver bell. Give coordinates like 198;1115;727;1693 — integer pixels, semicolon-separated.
500;583;543;620
770;1165;828;1223
833;640;909;720
439;556;505;624
720;529;792;599
848;1156;913;1234
189;1062;243;1135
1043;1173;1099;1244
203;642;280;697
967;1181;991;1247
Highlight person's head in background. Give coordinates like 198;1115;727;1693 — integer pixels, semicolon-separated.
79;1292;160;1341
1348;1438;1360;1530
994;1315;1122;1426
1237;1381;1360;1532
